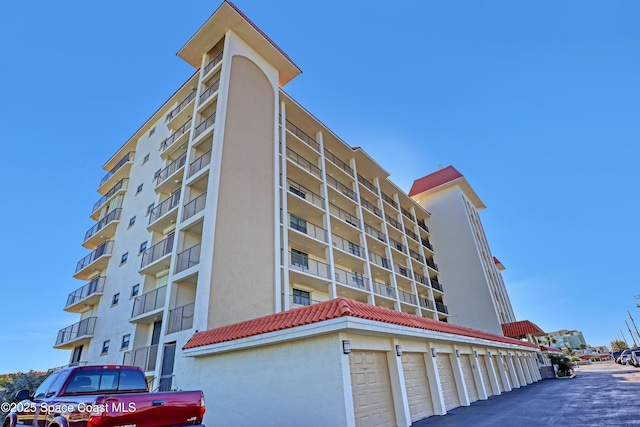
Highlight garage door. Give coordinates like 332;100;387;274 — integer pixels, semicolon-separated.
436;354;460;411
350;351;395;427
492;357;505;392
503;357;516;388
401;352;434;421
460;355;479;403
477;355;495;396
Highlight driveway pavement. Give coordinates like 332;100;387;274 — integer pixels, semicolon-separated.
413;362;640;426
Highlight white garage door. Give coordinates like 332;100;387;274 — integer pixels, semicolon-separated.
350;351;395;427
503;357;516;388
401;352;434;421
478;355;495;396
460;354;479;403
493;357;505;392
436;354;460;411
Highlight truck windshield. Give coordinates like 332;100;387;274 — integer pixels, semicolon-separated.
33;372;61;399
64;369;147;394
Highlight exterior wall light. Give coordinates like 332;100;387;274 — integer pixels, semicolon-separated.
342;340;351;354
396;345;403;357
455;350;460;358
474;351;478;358
431;348;437;357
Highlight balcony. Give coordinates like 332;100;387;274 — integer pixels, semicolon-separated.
155;152;187;193
140;234;174;275
324;148;353;176
98;152;134;194
327;175;356;201
357;174;378;195
406;229;420;243
65;276;106;313
414;273;429;287
419;297;435;311
417;219;430;233
426;258;439;271
381;192;398;210
409;249;424;263
161;119;192;156
183;192;207;222
364;224;386;243
401;207;415;222
335;267;369;291
166;89;196;124
289;213;328;243
203;50;223;76
290;294;322;307
435;302;449;314
83;209;122;248
92;178;128;219
199;79;220;106
360;197;382;218
329;203;360;229
131;286;167;323
372;280;396;299
398;288;417;305
369;251;392;270
286;147;321;179
285;119;320;152
431;280;444;293
74;241;113;280
389;237;406;254
287;178;324;210
288;251;330;279
187;149;212;179
54;317;96;349
123;344;158;372
148;189;181;231
421;238;434;251
194;111;216;140
166;303;195;334
175;244;201;274
394;263;413;279
385;214;403;232
332;234;363;258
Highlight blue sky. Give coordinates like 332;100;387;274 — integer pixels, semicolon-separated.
1;0;639;372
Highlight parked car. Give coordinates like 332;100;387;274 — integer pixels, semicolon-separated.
629;350;640;367
3;365;205;427
618;350;633;365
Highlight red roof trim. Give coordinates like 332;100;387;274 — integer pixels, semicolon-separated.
184;298;539;350
408;166;463;197
502;320;545;338
540;345;563;353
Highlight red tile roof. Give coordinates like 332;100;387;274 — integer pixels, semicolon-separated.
408;166;463;197
184;298;539;350
502;320;545;338
540;345;563;353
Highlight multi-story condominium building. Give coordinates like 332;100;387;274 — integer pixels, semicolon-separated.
55;2;541;425
409;166;517;335
546;329;588;350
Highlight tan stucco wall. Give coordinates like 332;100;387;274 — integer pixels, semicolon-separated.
208;55;276;328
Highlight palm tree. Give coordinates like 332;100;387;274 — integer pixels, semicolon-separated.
563;344;577;357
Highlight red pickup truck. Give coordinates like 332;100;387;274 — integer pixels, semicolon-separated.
3;365;205;427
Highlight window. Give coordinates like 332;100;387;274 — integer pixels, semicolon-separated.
292;289;311;306
139;241;147;254
351;272;365;288
289;185;306;199
131;284;140;297
149;126;155;137
147;203;155;216
291;249;309;269
348;242;360;257
112;293;120;306
120;253;128;265
142;154;150;164
33;372;61;399
129;216;136;227
136;184;143;194
101;340;110;355
65;369;147;393
121;334;131;350
289;215;307;234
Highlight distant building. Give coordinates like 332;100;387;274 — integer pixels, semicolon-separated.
546;329;587;350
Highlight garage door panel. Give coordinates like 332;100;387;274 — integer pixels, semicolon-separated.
478;355;494;396
460;354;479;403
402;353;434;421
350;351;395;427
436;354;460;411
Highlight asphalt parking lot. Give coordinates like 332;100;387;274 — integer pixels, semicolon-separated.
413;362;640;426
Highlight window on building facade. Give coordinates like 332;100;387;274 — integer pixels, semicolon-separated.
292;289;311;306
121;334;131;350
121;253;128;265
131;284;140;297
101;340;110;355
112;293;120;306
139;241;147;254
291;249;309;269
